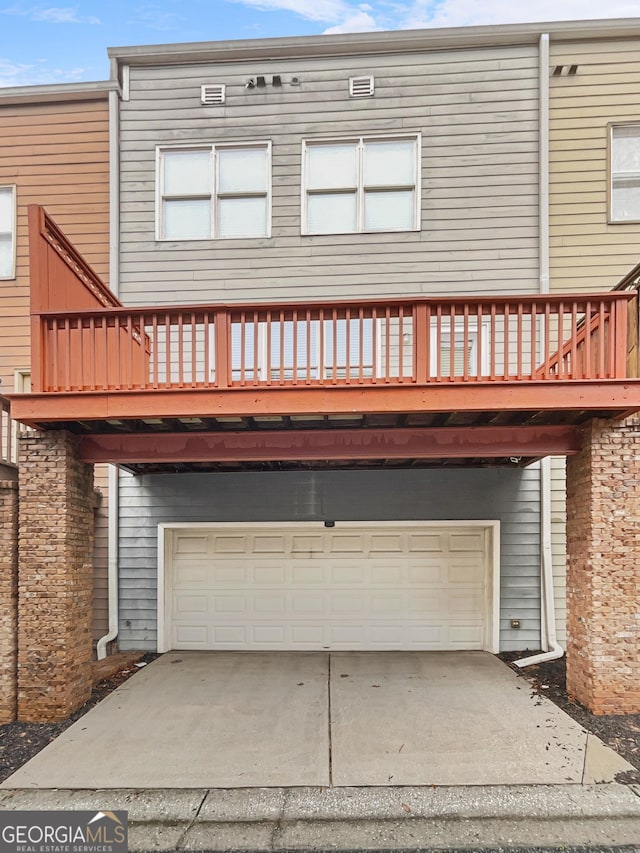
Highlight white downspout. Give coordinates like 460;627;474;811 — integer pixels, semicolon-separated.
97;86;121;660
515;33;563;668
514;457;563;667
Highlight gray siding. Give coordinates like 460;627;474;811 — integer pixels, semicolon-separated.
119;45;540;304
118;466;541;653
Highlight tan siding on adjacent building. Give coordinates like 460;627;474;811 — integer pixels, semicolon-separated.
119;45;540;305
548;36;640;644
0;96;111;647
549;37;640;293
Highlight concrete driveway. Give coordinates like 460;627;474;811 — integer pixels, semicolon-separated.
2;651;632;789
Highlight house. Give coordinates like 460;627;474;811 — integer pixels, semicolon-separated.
4;18;640;723
0;80;115;724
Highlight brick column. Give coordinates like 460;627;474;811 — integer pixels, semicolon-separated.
566;414;640;715
0;479;18;724
18;431;95;722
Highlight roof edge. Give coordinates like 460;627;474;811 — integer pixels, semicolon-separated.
0;80;118;106
107;17;640;67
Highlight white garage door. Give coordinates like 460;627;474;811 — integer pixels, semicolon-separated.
160;522;498;652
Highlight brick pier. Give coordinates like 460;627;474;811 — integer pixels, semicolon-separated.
18;431;95;722
566;415;640;715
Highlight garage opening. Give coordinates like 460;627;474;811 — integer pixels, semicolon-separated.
158;521;500;653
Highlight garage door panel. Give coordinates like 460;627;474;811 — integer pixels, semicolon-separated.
407;561;447;584
174;534;209;555
292;534;324;553
448;558;485;584
166;524;491;651
252;535;287;553
409;533;445;552
175;595;207;614
212;535;247;553
449;532;485;551
328;534;366;552
291;593;325;613
253;564;287;584
370;533;404;552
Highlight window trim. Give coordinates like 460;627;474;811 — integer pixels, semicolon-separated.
300;133;421;236
155;140;272;241
608;122;640;225
0;185;17;280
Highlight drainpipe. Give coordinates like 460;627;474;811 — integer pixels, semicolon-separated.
514;33;563;668
97;464;120;659
514;457;563;667
97;86;121;660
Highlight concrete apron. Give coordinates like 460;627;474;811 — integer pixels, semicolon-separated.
1;651;632;789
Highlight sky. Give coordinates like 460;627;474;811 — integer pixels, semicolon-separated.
1;0;640;87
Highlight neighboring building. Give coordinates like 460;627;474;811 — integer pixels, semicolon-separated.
0;81;115;651
5;19;640;722
548;33;640;644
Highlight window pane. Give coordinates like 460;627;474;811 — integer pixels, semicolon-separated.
307;144;357;190
364;190;414;230
0;234;13;277
612;178;640;221
323;318;374;376
612;126;640;173
307;192;357;233
0;188;13;231
163;149;211;196
270;320;320;379
219;196;267;237
218;147;267;194
364;140;416;187
163;198;211;239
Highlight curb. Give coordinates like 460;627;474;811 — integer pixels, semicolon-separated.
2;784;640;851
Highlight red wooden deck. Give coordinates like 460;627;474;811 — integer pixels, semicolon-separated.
8;206;640;470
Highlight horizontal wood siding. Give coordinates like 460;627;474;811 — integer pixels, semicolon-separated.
119;46;540;305
0;98;111;648
0;99;110;394
548;38;640;643
549;37;640;292
117;467;541;652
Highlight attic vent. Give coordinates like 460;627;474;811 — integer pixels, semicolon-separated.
349;75;374;98
201;84;226;105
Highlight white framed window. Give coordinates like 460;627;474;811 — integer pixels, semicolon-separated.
157;142;271;240
302;135;420;235
611;124;640;222
0;185;16;279
430;318;490;378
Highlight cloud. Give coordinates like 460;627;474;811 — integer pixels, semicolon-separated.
225;0;381;32
226;0;640;34
128;4;184;31
1;5;100;24
0;57;85;86
323;9;378;33
396;0;640;28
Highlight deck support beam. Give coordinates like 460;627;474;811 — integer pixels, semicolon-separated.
78;425;580;464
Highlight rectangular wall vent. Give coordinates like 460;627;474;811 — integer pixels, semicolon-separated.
349;76;374;98
201;84;226;105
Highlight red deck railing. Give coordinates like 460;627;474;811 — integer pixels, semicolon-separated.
25;205;638;398
34;293;633;394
